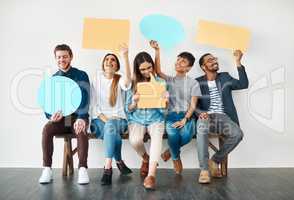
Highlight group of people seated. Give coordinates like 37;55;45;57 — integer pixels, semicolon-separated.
39;40;249;190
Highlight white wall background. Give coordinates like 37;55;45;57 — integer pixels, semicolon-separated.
1;0;293;168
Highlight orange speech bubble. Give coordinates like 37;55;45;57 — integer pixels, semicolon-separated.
82;18;130;52
137;74;167;109
196;19;251;52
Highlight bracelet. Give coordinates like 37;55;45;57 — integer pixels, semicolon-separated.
131;101;138;107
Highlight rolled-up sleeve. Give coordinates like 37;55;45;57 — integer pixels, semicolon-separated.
229;66;249;90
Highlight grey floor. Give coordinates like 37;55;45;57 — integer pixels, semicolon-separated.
0;168;293;200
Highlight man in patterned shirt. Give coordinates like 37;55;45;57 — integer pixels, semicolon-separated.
195;50;249;184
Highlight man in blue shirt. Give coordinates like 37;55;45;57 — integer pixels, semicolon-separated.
39;44;90;185
196;50;249;184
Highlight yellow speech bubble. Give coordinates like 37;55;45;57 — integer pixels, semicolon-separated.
82;18;130;52
137;74;167;109
196;19;251;52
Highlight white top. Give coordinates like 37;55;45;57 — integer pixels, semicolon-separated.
91;71;131;119
207;80;224;114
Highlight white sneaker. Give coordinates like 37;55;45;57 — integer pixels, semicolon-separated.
78;167;89;185
39;167;53;184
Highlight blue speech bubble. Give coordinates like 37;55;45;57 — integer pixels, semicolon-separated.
37;76;82;116
140;14;185;49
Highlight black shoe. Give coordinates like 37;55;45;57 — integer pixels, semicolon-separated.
116;160;132;175
101;168;112;185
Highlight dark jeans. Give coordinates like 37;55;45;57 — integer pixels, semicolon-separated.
42;115;89;168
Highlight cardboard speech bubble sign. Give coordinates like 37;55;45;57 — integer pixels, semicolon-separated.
82;18;130;53
37;76;82;116
196;19;251;52
137;74;167;109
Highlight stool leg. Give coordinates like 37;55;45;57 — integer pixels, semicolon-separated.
219;137;228;177
67;138;74;176
62;138;69;176
221;156;228;177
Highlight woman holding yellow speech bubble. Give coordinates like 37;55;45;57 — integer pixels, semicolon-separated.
126;52;168;190
90;44;132;185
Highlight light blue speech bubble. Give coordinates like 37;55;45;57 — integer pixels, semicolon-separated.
37;76;82;116
140;14;185;50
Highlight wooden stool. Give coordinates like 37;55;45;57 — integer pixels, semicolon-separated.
56;132;228;177
208;135;228;177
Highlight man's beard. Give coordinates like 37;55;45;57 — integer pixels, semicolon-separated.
210;63;219;72
59;63;71;71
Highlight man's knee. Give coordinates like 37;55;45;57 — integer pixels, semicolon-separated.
227;126;244;143
42;122;55;136
75;131;89;140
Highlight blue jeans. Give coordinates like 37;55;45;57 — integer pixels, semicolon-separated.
166;112;195;160
90;118;128;161
196;113;244;170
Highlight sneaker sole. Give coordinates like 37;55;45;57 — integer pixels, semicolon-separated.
78;181;89;185
39;177;53;184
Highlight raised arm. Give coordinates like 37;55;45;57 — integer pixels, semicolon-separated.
119;43;132;87
229;50;249;90
149;40;168;80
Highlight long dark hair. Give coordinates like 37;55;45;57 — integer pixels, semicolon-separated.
102;53;121;107
132;51;155;92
